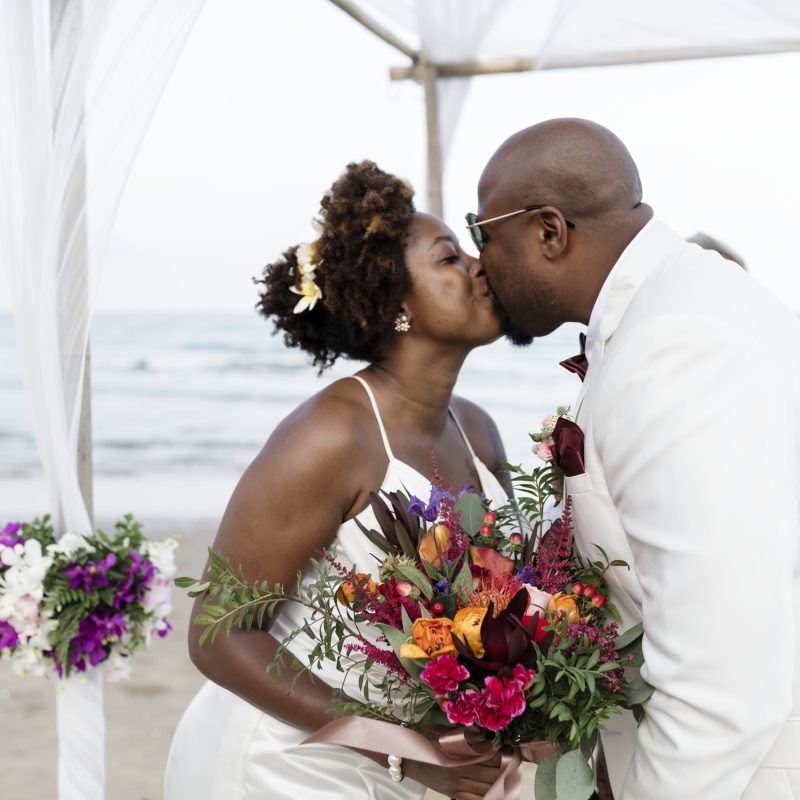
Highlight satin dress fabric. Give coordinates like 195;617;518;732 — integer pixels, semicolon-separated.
164;377;508;799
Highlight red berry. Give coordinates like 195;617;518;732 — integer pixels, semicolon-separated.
591;594;606;608
479;524;493;537
582;585;597;599
431;601;445;616
509;533;523;545
572;582;584;595
483;511;497;525
421;599;430;609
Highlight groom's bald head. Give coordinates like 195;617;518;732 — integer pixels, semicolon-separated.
475;119;652;340
479;118;643;224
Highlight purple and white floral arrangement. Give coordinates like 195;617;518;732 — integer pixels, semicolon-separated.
0;515;175;680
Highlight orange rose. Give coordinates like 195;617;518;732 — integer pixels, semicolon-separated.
453;607;488;659
399;617;457;659
418;524;451;569
547;592;579;621
336;573;377;606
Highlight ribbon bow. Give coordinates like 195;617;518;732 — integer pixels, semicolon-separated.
304;716;556;800
559;332;588;382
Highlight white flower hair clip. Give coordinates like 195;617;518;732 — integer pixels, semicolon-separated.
291;242;323;314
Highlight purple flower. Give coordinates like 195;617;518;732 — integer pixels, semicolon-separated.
429;485;453;511
516;565;536;585
407;493;439;522
0;522;24;548
0;620;19;651
63;552;117;594
407;495;429;519
433;576;450;594
114;550;154;608
408;486;456;522
67;606;127;672
457;484;477;498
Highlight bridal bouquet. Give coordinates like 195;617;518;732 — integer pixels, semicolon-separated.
180;454;644;800
0;515;175;680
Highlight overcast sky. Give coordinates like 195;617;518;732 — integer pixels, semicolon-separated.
1;0;799;313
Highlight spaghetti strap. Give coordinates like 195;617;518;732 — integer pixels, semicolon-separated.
448;407;478;460
349;375;395;461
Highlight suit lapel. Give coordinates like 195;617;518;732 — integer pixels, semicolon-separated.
573;222;685;424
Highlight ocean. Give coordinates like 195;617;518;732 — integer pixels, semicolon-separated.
0;312;584;516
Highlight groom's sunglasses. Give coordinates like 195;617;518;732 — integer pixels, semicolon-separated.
465;205;576;252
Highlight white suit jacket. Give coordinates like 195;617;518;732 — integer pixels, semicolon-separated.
565;222;800;799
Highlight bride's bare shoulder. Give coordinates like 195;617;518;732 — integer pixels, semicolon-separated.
450;395;507;470
258;376;381;465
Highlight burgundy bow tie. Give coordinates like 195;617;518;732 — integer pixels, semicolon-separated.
560;333;588;382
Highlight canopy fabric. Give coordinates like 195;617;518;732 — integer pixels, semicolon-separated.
346;0;800;166
0;2;204;798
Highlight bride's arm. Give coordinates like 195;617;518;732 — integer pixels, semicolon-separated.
187;393;371;732
188;391;505;799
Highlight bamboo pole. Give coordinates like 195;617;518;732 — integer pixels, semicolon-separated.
327;0;417;59
389;41;800;81
420;53;443;219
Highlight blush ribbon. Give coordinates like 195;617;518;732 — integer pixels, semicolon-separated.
304;716;556;800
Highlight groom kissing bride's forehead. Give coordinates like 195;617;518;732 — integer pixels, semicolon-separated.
473;118;800;799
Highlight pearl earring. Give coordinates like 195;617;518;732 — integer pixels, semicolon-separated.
394;313;411;333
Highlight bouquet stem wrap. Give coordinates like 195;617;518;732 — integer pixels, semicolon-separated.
304;716;555;800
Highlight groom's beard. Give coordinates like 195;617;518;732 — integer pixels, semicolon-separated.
490;290;534;347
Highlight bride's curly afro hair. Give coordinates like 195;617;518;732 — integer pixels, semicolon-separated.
256;160;416;370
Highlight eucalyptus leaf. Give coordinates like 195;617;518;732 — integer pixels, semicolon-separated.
454;492;485;536
555;749;595;800
616;622;644;650
533;752;560;800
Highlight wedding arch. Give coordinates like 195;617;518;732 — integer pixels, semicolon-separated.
2;1;799;798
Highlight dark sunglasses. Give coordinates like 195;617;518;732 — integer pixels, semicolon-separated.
465;205;576;252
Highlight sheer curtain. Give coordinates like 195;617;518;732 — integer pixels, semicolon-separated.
352;0;510;167
0;1;204;797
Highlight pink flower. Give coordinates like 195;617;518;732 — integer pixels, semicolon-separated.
420;654;470;697
475;703;514;731
442;689;479;726
534;438;554;462
542;416;557;434
512;663;536;691
479;674;527;726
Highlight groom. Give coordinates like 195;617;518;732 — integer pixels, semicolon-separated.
470;119;800;798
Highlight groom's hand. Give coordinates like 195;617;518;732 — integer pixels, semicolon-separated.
404;752;503;800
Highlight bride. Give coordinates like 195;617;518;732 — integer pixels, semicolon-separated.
165;161;509;800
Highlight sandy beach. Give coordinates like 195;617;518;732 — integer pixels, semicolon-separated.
1;517;215;800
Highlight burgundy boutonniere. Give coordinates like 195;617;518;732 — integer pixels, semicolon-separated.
551;417;585;477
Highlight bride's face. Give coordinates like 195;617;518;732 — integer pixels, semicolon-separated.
401;213;501;347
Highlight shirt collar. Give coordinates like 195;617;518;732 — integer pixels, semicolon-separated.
584;218;656;363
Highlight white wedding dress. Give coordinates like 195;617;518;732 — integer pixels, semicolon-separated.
164;376;508;800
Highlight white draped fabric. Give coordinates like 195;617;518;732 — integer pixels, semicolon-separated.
349;0;800;163
0;1;204;797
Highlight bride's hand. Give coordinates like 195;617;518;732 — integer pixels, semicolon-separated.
403;752;503;800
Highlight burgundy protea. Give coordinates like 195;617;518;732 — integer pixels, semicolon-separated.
453;589;553;673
